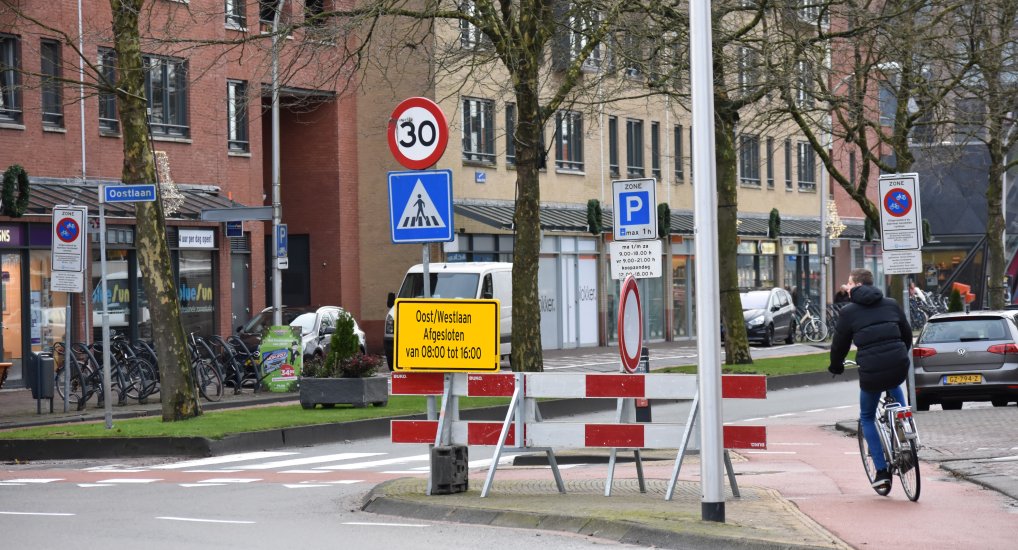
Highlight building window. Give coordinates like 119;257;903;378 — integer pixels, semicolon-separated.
506;103;516;166
796;59;814;108
459;2;488;49
849;151;856;186
608;116;619;178
626;118;644;177
878;80;896;127
766;137;774;189
225;0;246;28
738;46;759;93
650;122;661;179
797;141;815;190
555;110;583;171
305;0;325;25
227;80;248;152
739;134;760;186
260;0;278;26
621;32;642;78
784;138;793;190
0;34;22;124
41;39;63;127
674;124;684;183
462;97;495;164
98;48;118;133
569;11;603;71
143;55;189;137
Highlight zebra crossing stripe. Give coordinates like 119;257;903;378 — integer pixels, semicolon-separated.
96;478;162;484
236;452;384;470
315;453;431;470
150;451;296;470
2;478;63;483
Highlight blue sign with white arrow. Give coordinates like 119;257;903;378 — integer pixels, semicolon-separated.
101;184;157;203
388;170;454;244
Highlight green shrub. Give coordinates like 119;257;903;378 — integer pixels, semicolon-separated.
325;311;360;371
948;288;965;312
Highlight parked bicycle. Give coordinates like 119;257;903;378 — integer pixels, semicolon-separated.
187;332;224;402
848;361;922;501
794;299;828;343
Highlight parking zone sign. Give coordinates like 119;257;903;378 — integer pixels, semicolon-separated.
612;178;657;241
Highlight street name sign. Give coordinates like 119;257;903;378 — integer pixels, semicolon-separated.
101;184;157;204
878;173;922;251
612;178;657;241
388;170;454;244
393;299;500;372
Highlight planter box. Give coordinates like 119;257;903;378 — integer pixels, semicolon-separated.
299;376;389;409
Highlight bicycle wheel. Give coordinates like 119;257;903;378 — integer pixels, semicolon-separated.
196;360;223;402
895;438;921;502
858;421;891;496
805;318;828;342
124;358;159;401
55;363;86;410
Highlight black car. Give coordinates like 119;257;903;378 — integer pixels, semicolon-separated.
741;288;797;346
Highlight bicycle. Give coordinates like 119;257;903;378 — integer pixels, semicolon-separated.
795;299;828;343
187;333;224;402
847;361;922;501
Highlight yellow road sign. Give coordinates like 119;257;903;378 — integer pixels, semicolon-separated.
394;299;500;372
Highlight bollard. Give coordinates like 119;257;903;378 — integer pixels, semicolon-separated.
635;347;651;422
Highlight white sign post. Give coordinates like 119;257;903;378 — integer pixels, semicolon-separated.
51;205;87;412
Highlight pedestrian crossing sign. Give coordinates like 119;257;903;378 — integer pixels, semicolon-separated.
388;170;454;244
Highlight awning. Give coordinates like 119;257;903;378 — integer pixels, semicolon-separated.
454;202;866;240
20;180;240;221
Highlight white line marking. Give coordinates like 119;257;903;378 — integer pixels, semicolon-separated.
987;455;1018;462
180;484;227;488
198;478;260;484
279;470;328;474
3;478;63;483
0;511;75;516
769;413;795;418
342;522;429;527
0;483;25;486
77;484;113;488
741;417;764;422
237;452;385;470
284;484;330;488
328;480;362;485
805;408;826;413
95;478;161;484
184;469;242;474
157;516;255;524
150;451;296;470
316;454;431;470
834;405;853;409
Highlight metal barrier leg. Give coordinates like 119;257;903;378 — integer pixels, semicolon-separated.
634;450;646;493
666;393;700;501
481;378;522;498
545;448;566;494
605;448;618;497
723;449;740;498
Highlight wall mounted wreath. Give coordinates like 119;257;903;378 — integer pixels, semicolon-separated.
1;165;31;218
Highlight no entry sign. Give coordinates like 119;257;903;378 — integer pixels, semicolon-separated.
618;275;643;374
388;97;449;170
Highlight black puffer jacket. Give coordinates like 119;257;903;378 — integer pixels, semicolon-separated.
830;284;912;392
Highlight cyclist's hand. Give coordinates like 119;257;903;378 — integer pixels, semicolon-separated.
828;363;845;376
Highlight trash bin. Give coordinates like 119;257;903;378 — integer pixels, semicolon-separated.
26;351;54;400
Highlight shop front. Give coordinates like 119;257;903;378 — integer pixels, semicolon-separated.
782;240;821;308
738;240;778;290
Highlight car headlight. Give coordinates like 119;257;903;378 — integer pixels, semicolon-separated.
747;315;764;327
384;314;394;336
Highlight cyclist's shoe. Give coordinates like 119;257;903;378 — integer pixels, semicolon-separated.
872;469;892;489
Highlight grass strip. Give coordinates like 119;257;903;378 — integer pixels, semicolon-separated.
654;350;854;376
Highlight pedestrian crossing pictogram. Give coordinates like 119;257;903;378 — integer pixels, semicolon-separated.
397;180;447;229
388;169;454;244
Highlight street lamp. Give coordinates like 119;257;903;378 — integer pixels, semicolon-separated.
271;0;286;326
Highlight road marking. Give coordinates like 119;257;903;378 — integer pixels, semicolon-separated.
198;478;260;484
157;516;255;524
805;408;826;413
986;455;1018;462
150;451;296;470
284;484;331;488
2;478;63;483
769;413;795;418
78;484;113;488
95;478;161;484
236;452;385;470
741;417;764;422
833;405;853;409
0;511;75;516
316;454;430;470
328;480;362;484
342;522;428;527
0;483;25;486
180;484;227;488
184;469;242;473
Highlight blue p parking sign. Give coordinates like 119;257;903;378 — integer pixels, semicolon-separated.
612;178;657;241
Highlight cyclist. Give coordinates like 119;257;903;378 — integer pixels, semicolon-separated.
828;268;913;491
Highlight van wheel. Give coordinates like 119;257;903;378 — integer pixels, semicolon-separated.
991;398;1009;407
941;400;963;410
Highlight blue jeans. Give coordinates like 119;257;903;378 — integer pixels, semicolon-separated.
860;385;906;472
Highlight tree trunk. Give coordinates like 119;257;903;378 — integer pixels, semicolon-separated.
715;104;752;365
112;0;200;420
986;125;1006;310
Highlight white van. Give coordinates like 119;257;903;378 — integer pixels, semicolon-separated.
383;262;512;369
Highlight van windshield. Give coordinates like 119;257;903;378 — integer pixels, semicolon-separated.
398;273;479;299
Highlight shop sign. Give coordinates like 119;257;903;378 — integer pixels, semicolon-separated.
259;325;302;392
759;242;777;255
0;224;25;248
178;229;215;249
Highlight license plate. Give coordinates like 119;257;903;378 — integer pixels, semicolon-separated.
944;374;983;385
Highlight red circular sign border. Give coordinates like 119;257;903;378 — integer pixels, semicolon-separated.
387;97;449;170
882;188;913;218
617;275;643;374
56;217;79;243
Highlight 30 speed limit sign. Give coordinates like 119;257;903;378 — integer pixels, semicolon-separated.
388;97;449;170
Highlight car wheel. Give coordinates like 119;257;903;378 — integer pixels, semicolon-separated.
784;320;796;345
991;398;1010;407
941;400;963;410
762;325;773;347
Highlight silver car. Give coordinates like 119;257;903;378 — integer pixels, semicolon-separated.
912;310;1018;410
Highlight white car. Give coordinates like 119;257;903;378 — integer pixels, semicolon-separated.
237;306;365;361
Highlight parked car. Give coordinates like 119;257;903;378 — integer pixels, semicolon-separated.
740;288;796;346
912;310;1018;410
236;306;366;361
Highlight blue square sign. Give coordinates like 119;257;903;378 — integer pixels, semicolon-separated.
612;178;657;241
388;170;454;244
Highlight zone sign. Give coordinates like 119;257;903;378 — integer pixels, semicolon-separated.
388;97;450;170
